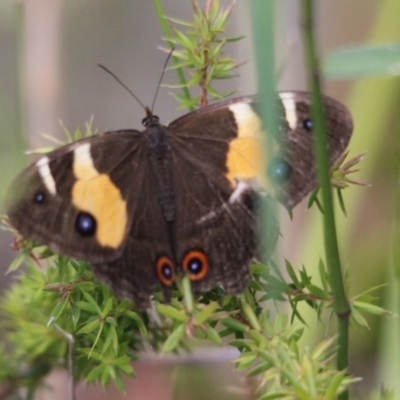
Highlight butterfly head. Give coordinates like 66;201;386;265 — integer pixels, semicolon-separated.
142;107;160;128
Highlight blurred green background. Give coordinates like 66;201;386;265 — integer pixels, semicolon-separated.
0;0;398;399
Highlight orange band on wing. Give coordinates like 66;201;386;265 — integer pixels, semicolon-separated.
72;143;128;248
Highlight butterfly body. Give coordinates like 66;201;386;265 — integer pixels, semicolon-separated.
6;93;353;309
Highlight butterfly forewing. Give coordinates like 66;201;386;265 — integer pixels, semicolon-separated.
6;131;145;263
274;92;353;208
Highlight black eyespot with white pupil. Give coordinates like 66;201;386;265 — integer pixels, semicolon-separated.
188;257;202;275
75;212;97;236
303;118;313;131
161;262;173;279
268;158;293;184
183;250;209;281
33;191;46;204
155;256;176;286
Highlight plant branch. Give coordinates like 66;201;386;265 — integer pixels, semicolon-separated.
300;1;351;398
153;0;193;110
249;0;279;260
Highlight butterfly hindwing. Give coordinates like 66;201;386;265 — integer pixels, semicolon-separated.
169;101;262;294
94;157;177;309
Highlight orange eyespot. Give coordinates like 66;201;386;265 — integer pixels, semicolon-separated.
155;256;176;286
182;250;209;281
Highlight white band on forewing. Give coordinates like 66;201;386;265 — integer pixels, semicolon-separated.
36;156;57;195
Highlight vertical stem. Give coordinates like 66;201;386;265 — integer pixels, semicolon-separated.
15;1;28;163
300;1;351;397
249;1;279;259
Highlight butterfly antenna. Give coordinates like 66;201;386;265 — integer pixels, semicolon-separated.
150;48;174;113
97;64;147;112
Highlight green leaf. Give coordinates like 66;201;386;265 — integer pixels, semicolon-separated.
221;317;249;333
265;274;291;294
247;361;272;377
306;284;331;300
81;291;102;315
71;304;81;330
246;330;267;345
74;281;96;292
242;303;261;331
101;297;114;318
336;188;347;216
117;361;134;376
228;339;254;351
204;84;224;99
102;325;117;354
187;71;204;87
350;306;369;329
307;188;319;208
258;391;288;400
181;275;194;312
285;259;301;288
86;364;104;382
322;370;347;400
166;16;196;27
318;259;330;292
77;318;101;335
173;28;197;50
6;253;26;273
324;44;400;79
75;301;98;313
226;35;246;42
311;336;336;361
193;302;219;325
235;353;256;371
205;324;222;345
156;304;189;322
161;323;186;353
125;310;148;339
49;297;69;320
352;300;393;317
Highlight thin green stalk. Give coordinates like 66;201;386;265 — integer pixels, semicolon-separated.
249;1;279;259
300;0;351;396
153;0;193;110
15;1;28;165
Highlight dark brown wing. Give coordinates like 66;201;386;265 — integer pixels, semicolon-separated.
7;130;177;309
273;92;353;208
166;92;352;293
93;154;176;309
6;131;146;263
168;99;266;295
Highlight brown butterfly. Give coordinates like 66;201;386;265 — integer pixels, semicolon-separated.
6;92;353;309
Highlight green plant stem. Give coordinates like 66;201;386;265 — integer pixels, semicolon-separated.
153;0;193;110
15;1;28;165
300;0;351;394
249;1;279;258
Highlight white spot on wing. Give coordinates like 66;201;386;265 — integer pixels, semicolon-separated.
196;209;221;225
197;181;252;225
280;94;298;130
73;143;98;179
74;143;92;166
36;156;57;195
229;180;250;204
228;103;259;138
